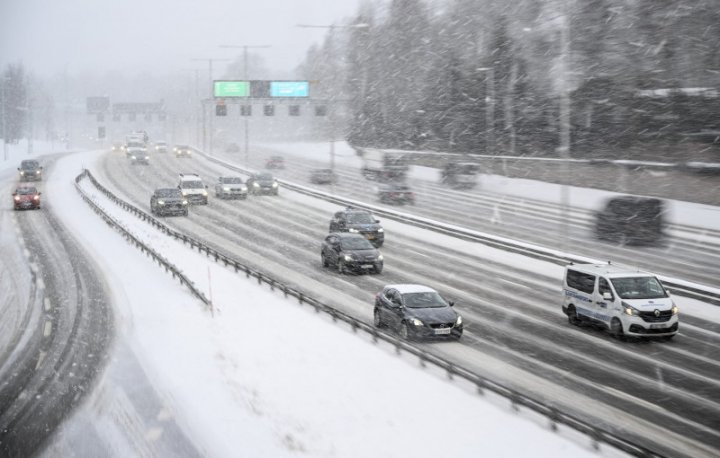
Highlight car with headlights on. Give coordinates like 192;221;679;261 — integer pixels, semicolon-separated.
12;186;41;210
150;188;188;216
374;284;463;340
328;207;384;247
18;160;43;181
154;141;168;153
215;176;248;199
128;147;150;165
246;172;279;195
175;145;192;158
321;233;383;274
178;173;208;204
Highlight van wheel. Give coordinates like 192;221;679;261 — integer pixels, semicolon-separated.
610;318;624;339
567;305;580;326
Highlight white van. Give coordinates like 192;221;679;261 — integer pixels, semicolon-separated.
562;263;679;339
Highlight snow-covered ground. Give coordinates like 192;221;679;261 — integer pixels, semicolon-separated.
3;141;718;456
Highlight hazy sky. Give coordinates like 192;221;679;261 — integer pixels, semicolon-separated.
0;0;365;78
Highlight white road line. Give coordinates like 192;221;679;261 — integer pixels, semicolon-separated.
35;351;47;370
43;320;53;337
44;298;52;312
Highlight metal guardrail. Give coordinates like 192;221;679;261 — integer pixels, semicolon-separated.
82;159;665;457
198;150;720;307
74;170;210;308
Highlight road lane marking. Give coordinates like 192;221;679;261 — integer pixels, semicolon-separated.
43;320;52;337
44;298;52;312
35;351;47;370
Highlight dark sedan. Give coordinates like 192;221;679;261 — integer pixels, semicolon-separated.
246;172;279;195
309;168;338;185
374;284;463;340
18;160;43;182
321;233;383;274
328;207;384;247
150;188;188;216
12;186;41;210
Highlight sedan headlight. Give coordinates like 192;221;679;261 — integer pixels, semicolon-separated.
377;254;384;261
181;191;188;196
14;196;20;201
131;155;136;159
253;182;260;187
201;190;208;196
377;228;384;233
411;318;423;326
182;200;188;205
272;182;278;188
223;187;231;191
157;200;165;205
343;254;354;262
20;171;25;175
456;315;463;326
36;170;41;174
348;228;359;233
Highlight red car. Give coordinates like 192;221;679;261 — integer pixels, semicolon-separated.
12;186;41;210
265;155;285;169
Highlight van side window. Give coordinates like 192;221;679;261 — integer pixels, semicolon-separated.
567;270;596;294
598;278;613;299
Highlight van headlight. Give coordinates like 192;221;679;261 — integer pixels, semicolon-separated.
622;302;639;316
671;304;679;315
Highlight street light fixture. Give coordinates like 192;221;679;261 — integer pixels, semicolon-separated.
219;44;272;166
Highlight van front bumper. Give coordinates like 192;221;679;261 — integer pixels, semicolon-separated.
625;318;679;336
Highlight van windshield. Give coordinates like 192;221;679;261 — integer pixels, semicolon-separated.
610;276;668;300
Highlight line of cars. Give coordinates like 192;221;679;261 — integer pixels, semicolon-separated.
150;172;281;217
12;160;43;211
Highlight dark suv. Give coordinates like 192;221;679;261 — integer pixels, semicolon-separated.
595;196;665;245
150;188;188;216
328;207;384;247
18;160;43;181
321;233;383;274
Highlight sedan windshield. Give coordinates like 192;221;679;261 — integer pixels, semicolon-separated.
347;212;374;224
257;173;274;181
16;187;38;195
156;189;182;198
181;181;203;189
340;238;373;251
403;292;447;308
221;177;243;184
610;277;668;300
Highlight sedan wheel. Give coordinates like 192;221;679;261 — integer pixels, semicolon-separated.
610;318;624;339
399;322;410;340
373;309;384;328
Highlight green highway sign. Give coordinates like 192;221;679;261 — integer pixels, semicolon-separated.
214;81;250;97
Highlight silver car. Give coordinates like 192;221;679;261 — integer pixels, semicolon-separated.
215;176;248;199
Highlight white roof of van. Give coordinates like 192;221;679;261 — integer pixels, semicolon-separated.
566;263;655;278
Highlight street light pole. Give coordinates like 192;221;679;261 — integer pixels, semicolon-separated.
219;44;271;166
1;76;7;161
296;23;369;185
191;58;231;153
558;1;572;252
476;67;495;156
